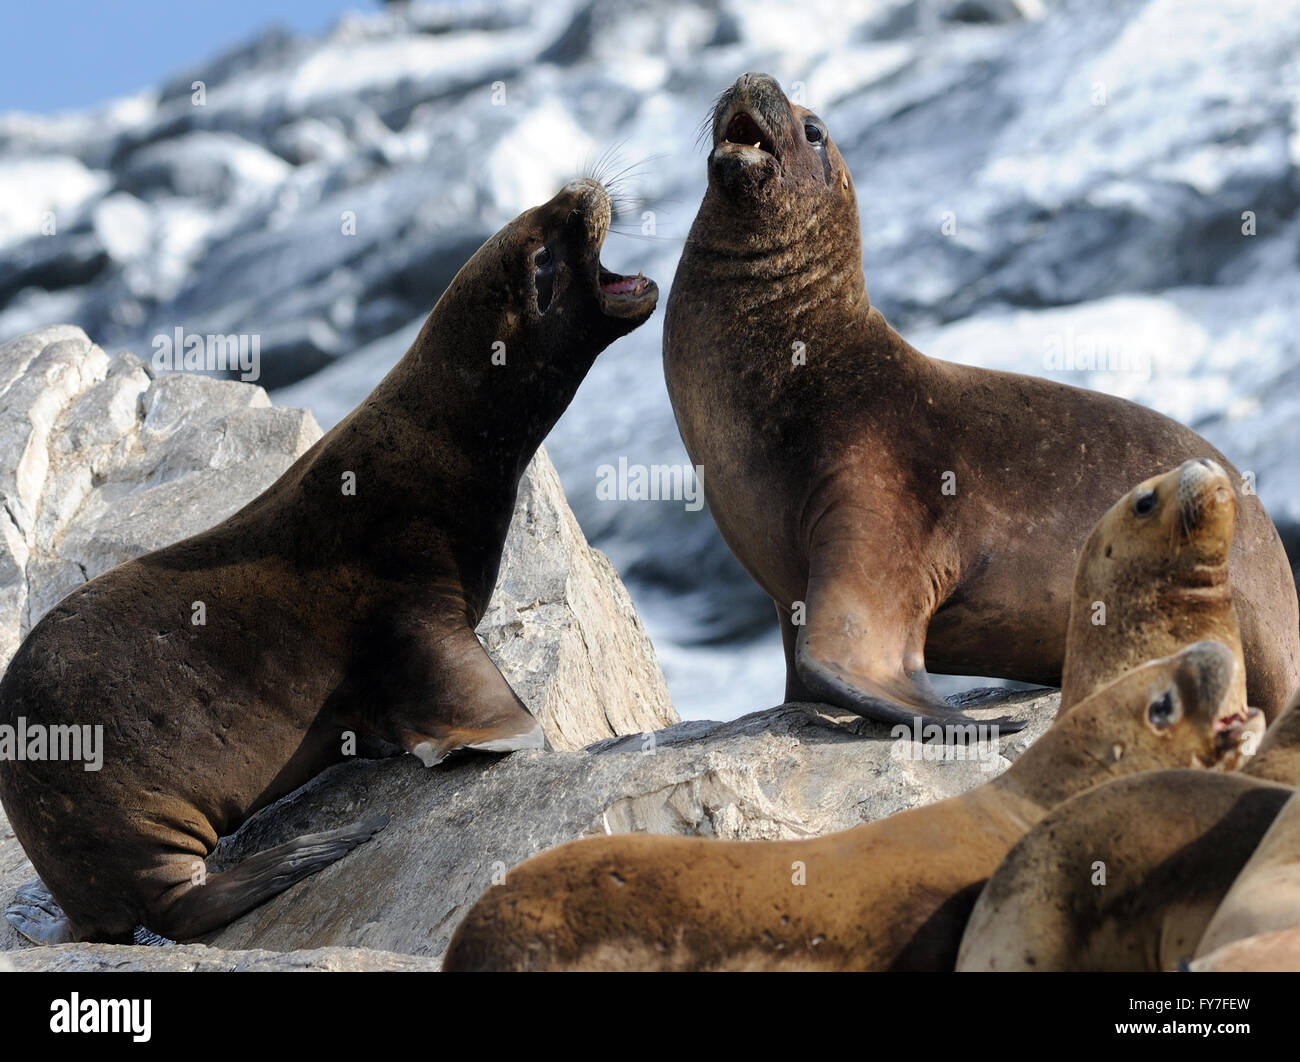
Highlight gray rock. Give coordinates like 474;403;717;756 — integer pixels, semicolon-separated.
5;942;439;972
199;689;1056;962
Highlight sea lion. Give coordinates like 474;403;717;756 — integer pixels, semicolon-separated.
1191;928;1300;971
1194;789;1300;957
1060;458;1246;712
0;178;658;945
954;688;1300;972
443;641;1260;972
662;72;1299;728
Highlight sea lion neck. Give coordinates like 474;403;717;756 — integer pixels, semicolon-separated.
367;300;582;479
991;710;1147;812
681;185;871;332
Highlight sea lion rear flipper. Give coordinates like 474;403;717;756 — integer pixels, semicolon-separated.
5;878;75;945
794;541;1027;734
146;815;389;941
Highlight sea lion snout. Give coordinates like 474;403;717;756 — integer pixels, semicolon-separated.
709;73;792;191
706;73;848;206
1163;640;1260;769
553;177;613;246
713;73;787;154
1173;456;1234;536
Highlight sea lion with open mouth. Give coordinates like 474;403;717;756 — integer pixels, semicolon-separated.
0;178;658;945
662;72;1299;730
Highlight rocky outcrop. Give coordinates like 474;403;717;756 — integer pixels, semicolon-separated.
6;687;1054;970
3;942;439;972
197;688;1055;962
484;453;678;750
0;325;319;669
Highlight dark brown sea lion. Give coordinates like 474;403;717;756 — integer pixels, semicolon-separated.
442;641;1259;972
955;688;1300;972
662;72;1299;729
0;178;658;945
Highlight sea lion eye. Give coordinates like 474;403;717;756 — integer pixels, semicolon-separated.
805;122;824;145
1147;690;1179;729
1133;490;1157;518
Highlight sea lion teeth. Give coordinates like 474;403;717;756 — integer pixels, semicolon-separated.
662;71;1299;734
0;177;658;946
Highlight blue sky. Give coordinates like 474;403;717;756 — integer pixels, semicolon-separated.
2;1;372;114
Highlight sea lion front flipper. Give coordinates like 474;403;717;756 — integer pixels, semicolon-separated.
793;539;1027;733
5;878;75;945
380;617;547;768
146;816;389;942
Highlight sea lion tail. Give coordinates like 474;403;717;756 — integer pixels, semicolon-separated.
145;815;389;941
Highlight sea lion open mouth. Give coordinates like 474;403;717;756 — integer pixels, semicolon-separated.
599;266;652;298
598;262;660;317
595;262;656;318
578;178;657;319
1210;705;1264;769
720;110;777;158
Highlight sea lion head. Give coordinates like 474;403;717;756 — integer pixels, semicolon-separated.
507;177;658;341
1081;457;1237;584
1084;641;1263;772
1060;458;1250;717
429;178;658;397
704;72;858;238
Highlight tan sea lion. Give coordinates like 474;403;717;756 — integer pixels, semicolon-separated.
1060;458;1246;712
0;178;659;945
662;72;1299;729
442;641;1259;972
955;689;1300;972
1194;788;1300;957
1191;928;1300;971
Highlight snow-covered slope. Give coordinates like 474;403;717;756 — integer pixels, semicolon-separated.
2;0;1297;718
